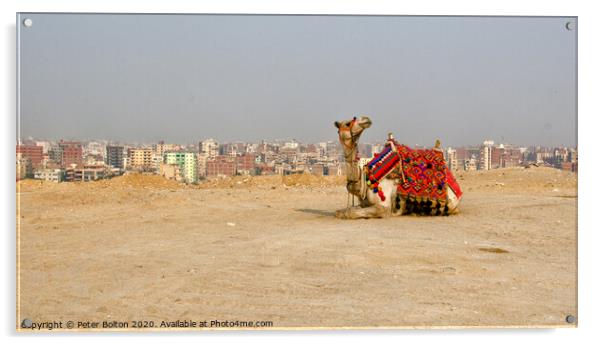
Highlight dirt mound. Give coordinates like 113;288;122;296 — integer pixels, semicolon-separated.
17;173;185;193
17;173;347;192
197;175;280;189
17;167;576;195
282;173;343;187
101;174;184;190
456;167;576;195
197;173;346;189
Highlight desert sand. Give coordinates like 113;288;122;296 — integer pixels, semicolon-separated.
17;167;577;329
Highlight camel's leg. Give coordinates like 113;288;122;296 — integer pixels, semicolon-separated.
391;195;405;216
335;204;389;219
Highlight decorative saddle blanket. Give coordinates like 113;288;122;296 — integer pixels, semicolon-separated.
364;140;463;204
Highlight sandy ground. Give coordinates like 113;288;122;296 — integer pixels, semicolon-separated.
17;167;577;329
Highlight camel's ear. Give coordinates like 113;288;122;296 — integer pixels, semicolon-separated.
334;121;341;128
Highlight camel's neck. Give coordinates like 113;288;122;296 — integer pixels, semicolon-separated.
343;145;357;164
343;145;362;197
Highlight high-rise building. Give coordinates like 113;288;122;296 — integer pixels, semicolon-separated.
455;148;469;166
105;145;124;169
284;139;299;150
34;141;52;154
48;146;62;164
504;148;522;168
206;156;236;177
326;141;341;160
129;148;154;172
153;141;177;157
85;141;105;157
151;154;164;172
245;143;258;153
164;152;198;183
479;140;494;170
16;153;32;180
491;145;504;169
446;147;458;171
58;140;83;167
220;142;245;157
200;139;219;157
197;152;208;178
236;153;256;175
16;144;43;168
465;157;478;171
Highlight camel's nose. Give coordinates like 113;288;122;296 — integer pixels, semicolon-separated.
360;116;372;128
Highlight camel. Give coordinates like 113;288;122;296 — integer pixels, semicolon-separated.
334;116;461;219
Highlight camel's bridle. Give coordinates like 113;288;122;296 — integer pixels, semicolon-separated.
338;117;367;207
337;117;361;151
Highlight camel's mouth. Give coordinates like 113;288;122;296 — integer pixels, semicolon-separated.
358;116;372;129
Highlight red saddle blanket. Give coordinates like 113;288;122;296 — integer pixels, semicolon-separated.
365;141;463;204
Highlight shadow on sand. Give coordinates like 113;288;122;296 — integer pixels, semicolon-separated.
295;208;336;217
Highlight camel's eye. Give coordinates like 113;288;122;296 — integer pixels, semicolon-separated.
345;121;351;126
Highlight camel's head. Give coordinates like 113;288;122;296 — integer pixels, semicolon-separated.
334;116;372;150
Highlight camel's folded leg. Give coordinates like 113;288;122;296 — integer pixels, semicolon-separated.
392;195;405;216
335;204;388;219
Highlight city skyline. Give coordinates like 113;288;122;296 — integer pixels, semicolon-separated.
18;135;578;150
19;14;577;147
17;134;578;185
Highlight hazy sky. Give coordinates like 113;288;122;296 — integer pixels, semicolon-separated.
18;14;576;147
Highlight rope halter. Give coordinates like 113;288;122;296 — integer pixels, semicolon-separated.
337;117;360;151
